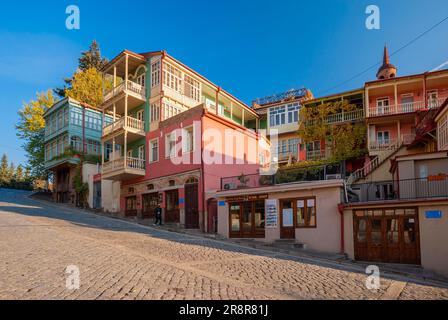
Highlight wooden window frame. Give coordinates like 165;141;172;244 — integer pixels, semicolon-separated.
280;196;317;229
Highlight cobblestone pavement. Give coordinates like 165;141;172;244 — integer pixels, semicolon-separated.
1;189;447;300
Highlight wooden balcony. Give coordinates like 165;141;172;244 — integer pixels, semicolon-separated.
102;80;146;112
368;98;445;118
102;156;145;181
305;109;364;126
306;149;330;161
102;116;145;143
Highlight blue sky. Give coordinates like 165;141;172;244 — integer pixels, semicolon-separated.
1;0;448;166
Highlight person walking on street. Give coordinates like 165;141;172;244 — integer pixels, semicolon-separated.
154;205;162;226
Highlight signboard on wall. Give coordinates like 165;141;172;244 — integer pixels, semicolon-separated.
265;199;278;228
425;210;442;219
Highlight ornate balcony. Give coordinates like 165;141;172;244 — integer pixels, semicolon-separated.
102;116;145;143
102;156;145;181
102;80;146;112
368;98;445;117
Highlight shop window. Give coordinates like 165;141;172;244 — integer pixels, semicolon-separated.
296;198;316;227
125;196;137;211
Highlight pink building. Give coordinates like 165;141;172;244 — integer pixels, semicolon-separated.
99;49;268;233
365;47;448;158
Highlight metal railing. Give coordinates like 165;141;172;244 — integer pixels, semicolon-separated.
221;164;343;190
252;88;308;106
305;109;364;126
348;177;448;203
306;149;330;160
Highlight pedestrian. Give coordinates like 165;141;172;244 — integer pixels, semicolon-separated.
154;204;162;226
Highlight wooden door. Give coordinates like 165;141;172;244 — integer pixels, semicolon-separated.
185;183;199;229
142;192;159;219
280;200;295;239
207;199;218;233
400;214;420;264
165;190;179;223
366;216;384;262
353;216;368;261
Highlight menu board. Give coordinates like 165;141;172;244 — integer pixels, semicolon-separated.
265;199;278;228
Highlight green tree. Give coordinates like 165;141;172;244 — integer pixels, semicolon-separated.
0;154;9;184
15;164;24;182
54;40;108;97
8;162;15;181
78;40;108;71
16;90;56;178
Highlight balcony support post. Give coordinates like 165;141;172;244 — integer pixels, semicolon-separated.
365;88;369;117
113;66;117;88
394;83;398;113
397;120;401;144
124;131;128;169
112;137;116;169
125;54;129;90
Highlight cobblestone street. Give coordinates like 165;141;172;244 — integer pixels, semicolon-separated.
0;189;447;300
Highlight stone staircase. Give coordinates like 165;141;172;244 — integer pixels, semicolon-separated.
347;139;403;185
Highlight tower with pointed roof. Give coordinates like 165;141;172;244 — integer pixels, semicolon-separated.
376;45;397;80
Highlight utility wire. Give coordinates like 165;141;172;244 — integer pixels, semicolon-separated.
317;14;448;96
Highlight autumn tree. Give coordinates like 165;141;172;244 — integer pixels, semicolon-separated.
16;90;56;178
54;40;108;97
65;67;105;108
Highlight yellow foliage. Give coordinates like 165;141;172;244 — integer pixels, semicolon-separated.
65;68;107;108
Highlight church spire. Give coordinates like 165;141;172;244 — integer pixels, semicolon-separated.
376;44;397;80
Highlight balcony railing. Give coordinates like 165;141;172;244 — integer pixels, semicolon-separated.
102;156;145;174
305;109;364;126
368;139;400;152
103;80;146;104
103;116;145;137
306;149;330;160
368;98;445;117
221;164;343;190
348;177;448;203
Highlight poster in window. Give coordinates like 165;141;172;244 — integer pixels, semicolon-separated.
282;208;294;227
307;199;315;208
297;200;305;208
265;199;278;228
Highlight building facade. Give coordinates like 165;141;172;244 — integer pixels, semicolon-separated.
44;98;112;207
252;88;313;165
99;50;268;232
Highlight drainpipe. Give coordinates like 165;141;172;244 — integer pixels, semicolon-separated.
337;203;345;255
200;111;206;233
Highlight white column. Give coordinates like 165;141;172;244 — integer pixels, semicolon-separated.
394;83;398;113
365;88;369;117
125;54;129;90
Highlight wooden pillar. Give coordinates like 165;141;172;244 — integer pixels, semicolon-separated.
112;137;116;168
365;88;369;117
394;83;398;113
113;66;117;88
397;120;401;144
125;54;129;90
124;131;128;168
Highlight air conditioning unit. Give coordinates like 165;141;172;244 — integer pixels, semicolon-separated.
326;174;342;180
